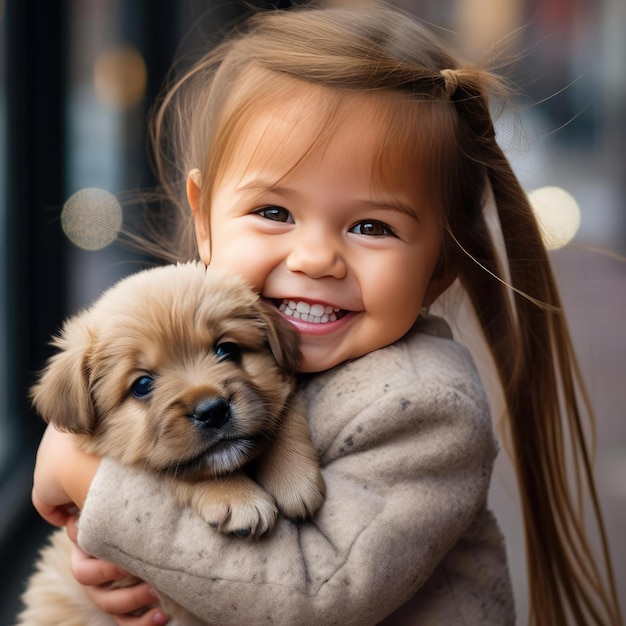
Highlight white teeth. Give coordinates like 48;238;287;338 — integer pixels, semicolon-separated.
278;299;341;324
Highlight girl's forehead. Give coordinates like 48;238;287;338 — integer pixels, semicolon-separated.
215;84;428;190
224;93;361;178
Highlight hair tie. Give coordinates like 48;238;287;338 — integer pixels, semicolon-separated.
440;68;459;98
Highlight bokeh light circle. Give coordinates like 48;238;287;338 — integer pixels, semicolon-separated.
93;45;147;109
528;186;581;250
61;188;123;251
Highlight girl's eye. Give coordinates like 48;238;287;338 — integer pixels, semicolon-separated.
350;221;395;237
254;206;294;223
215;341;241;363
131;375;155;399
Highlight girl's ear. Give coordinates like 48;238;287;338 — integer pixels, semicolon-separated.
187;168;211;264
423;265;458;308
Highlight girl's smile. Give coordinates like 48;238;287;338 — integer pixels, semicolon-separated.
189;83;454;372
274;299;347;327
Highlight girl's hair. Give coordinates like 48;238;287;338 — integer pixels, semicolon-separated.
150;5;621;624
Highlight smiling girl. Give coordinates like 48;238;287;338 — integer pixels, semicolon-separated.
190;84;451;374
31;5;621;625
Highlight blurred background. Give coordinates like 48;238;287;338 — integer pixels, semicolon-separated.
0;0;624;623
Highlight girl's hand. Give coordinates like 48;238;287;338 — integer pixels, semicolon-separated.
67;517;170;625
32;425;100;526
34;428;169;624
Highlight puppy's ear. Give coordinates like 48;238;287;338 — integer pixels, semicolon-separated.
30;311;97;435
258;303;301;373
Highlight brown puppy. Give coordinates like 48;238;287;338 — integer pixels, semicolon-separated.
17;262;325;626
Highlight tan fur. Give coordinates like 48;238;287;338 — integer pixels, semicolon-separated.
17;262;325;626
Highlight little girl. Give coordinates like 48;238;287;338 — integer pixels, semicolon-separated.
31;4;621;625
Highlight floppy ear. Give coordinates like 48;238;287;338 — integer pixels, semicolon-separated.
30;311;97;435
258;303;301;373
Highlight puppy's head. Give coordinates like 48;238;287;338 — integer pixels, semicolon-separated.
31;263;301;478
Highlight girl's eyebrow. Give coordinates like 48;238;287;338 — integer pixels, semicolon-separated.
236;177;290;194
237;177;420;220
362;199;419;219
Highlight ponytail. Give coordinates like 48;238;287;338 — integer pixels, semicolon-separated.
445;72;622;625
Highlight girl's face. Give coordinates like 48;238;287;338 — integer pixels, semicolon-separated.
190;88;453;373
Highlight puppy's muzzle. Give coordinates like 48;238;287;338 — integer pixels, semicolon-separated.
189;397;231;430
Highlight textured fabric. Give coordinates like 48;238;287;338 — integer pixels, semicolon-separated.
78;316;515;625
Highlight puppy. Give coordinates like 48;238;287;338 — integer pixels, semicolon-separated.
17;262;325;626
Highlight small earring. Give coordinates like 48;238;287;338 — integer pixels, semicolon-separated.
420;306;430;318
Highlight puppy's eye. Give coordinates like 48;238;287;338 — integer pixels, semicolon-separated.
215;342;241;363
131;375;155;398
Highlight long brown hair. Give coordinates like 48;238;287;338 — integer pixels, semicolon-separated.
150;5;621;624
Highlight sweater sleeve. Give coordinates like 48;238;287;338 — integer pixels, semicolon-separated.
77;326;498;625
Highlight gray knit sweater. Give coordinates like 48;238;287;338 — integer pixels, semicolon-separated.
78;316;515;625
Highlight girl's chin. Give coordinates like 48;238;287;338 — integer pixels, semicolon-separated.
297;341;347;374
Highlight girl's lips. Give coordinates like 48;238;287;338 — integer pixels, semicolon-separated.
276;298;347;323
271;298;354;335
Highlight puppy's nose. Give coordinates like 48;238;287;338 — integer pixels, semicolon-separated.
190;397;231;429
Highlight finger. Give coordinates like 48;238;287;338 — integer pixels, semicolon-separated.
70;544;129;586
31;486;70;527
85;581;161;617
114;607;169;626
66;514;79;543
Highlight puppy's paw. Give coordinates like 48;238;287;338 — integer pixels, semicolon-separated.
270;465;326;521
202;486;279;539
172;473;279;539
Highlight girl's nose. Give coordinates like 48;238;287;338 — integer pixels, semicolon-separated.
285;229;347;279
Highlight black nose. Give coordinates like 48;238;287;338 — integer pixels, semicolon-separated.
190;397;231;429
